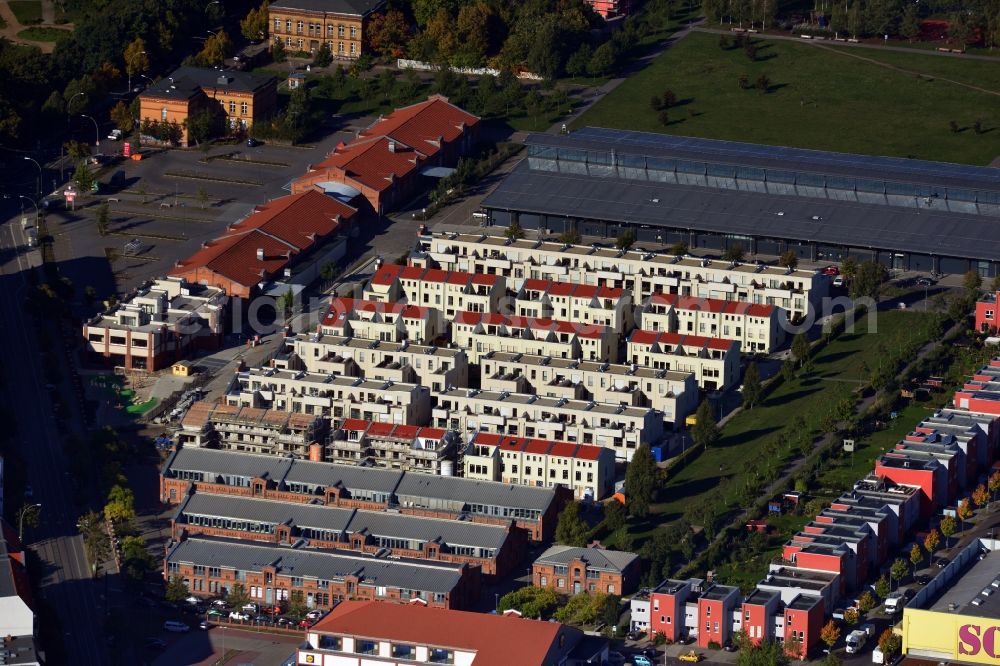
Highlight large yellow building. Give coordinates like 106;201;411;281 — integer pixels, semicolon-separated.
138;67;277;146
268;0;385;59
902;543;1000;665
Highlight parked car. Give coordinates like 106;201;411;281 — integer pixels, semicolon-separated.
305;609;323;620
246;137;261;147
678;651;702;663
107;129;123;141
298;618;315;628
916;277;935;287
206;608;227;618
210;599;228;608
832;608;846;621
833;276;845;288
633;656;653;666
823;265;840;276
199;619;211;630
242;602;259;613
915;574;931;585
184;595;200;606
229;611;251;621
163;620;190;633
936;557;950;569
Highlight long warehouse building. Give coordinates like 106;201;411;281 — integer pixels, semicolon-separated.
482;128;1000;276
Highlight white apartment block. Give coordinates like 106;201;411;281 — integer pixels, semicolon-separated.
639;293;785;353
82;277;227;371
433;388;663;461
452;312;618;364
463;432;616;500
363;262;505;318
627;330;741;391
226;366;431;426
329;419;460;473
478;351;697;425
411;232;826;320
515;279;633;334
319;297;446;344
179;400;327;459
287;333;468;392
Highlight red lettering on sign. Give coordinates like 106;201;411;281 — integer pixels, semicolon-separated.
960;624;982;656
984;626;1000;659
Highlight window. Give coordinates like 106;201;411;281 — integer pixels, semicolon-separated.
296;20;303;34
429;648;455;664
540;576;547;586
229;101;236;114
338;24;344;37
988;309;995;319
241;101;248;115
285;19;291;31
355;640;377;655
319;635;341;650
350;42;356;55
350;25;357;38
392;644;414;658
327;24;334;37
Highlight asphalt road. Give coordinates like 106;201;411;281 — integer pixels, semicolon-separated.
0;204;109;664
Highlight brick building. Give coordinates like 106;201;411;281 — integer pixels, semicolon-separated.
138;67;277;145
171;492;526;577
532;545;639;596
165;535;479;610
268;0;385;59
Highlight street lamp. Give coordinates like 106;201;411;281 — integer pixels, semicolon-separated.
80;114;100;148
18;195;38;225
23;157;41;196
128;51;146;93
19;503;41;542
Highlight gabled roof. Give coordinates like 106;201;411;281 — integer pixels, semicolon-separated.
477;433;608;462
309;600;578;666
311;135;424;193
627;329;737;352
359;95;480;159
649;292;776;318
230;188;354;251
455;311;609;340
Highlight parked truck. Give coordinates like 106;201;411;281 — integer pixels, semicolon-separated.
846;629;868;654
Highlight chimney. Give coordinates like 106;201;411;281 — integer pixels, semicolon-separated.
388;140;396;153
256;248;264;261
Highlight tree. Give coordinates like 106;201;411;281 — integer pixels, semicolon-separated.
874;575;890;600
909;543;923;576
662;89;677;108
95;203;109;236
73;161;95;193
973;483;989;509
367;9;411;58
843;607;859;626
840;256;858;281
957;498;973;529
320;261;340;287
278;288;294;317
498;586;560;618
616;229;636;251
737;73;749;90
78;511;110;576
650;95;664;111
878;629;902;658
779;250;798;269
940;515;957;547
849;261;888;301
624;443;657;518
104;484;136;526
670;241;689;256
963;270;983;295
820;620;841;650
588;42;617;77
197;187;209;210
287;590;308;619
755;73;771;93
558;230;582;245
990;470;1000;502
199;30;234;67
227;583;251;609
604;500;627;532
110;101;134;133
738;639;790;666
658;110;670;126
313;42;333;68
185;105;225;145
124;37;150;80
241;0;270;41
505;221;525;240
791;333;811;368
121;535;156;582
555;501;589;546
692;400;721;449
165;573;189;603
742;362;762;409
901;4;920;42
781;358;796;382
272;37;287;63
857;591;876;613
823;652;842;666
723;244;746;262
890;558;908;589
924;529;941;557
949;120;960;134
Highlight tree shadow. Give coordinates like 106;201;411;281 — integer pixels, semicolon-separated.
765;387;822;407
719;425;782;448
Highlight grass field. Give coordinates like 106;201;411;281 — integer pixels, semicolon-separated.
8;0;41;24
16;26;70;42
572;31;1000;165
622;309;942;549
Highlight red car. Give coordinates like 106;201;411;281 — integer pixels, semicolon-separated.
298;618;315;629
822;265;840;276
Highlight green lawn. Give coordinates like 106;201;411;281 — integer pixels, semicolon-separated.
714;512;810;592
572;31;1000;165
8;1;41;24
16;26;71;42
629;309;942;548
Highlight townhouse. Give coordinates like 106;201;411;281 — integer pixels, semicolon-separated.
850;475;922;544
171;492;525;577
478;350;697;426
169;189;355;298
432;388;664;462
287;332;468;392
975;289;1000;333
514;279;633;335
874;450;952;519
532;545;640;596
411;232;826;320
452;312;619;364
639;292;785;353
328;420;461;474
292;96;479;214
178;400;327;459
463;432;616;501
363;264;505;319
298;601;605;666
226;366;431;427
315;297;447;345
627;330;741;391
165;535;479;610
82;277;227;371
635;579;742;649
160;447;565;541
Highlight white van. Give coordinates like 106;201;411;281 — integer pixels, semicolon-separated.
163;620;190;633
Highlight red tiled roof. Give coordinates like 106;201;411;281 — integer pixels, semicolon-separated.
572;444;606;461
416;427;447;439
370;264;404;286
170;190;352;291
650;293;775;317
367;421;396;437
472;432;504;447
309;600;567;666
312;135;423;193
629;329;736;352
339;419;370;432
359;95;480;159
471;273;499;286
455;311;609;339
400;265;427;280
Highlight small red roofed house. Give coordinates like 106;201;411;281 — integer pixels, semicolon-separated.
292;95;480;215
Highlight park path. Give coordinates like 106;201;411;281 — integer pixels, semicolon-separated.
679;308;962;576
0;0;72;53
693;25;1000;63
